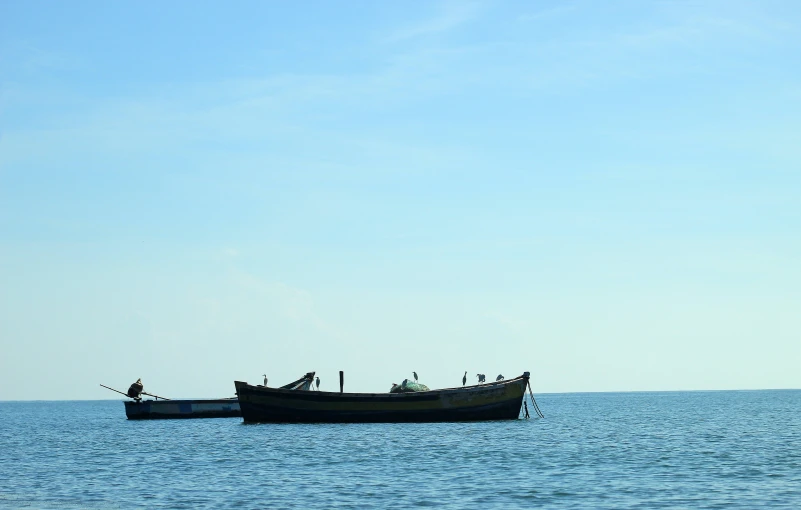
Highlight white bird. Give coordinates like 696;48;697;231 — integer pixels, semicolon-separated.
496;374;504;381
262;374;268;386
413;371;418;382
477;374;486;383
462;371;467;386
315;376;320;390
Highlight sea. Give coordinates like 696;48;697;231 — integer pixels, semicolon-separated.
1;390;799;509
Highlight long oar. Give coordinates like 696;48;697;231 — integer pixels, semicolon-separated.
99;384;171;400
141;391;170;401
99;383;129;397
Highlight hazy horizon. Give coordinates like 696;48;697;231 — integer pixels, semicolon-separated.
2;0;799;400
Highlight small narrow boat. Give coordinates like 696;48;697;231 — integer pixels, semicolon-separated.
124;398;240;420
100;382;242;420
234;372;531;423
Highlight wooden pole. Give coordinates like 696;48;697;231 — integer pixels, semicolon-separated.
339;371;344;393
141;391;170;401
99;384;129;397
98;384;170;401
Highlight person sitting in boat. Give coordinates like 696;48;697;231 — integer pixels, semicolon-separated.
127;378;144;399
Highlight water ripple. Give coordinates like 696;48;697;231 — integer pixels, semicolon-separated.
1;391;799;509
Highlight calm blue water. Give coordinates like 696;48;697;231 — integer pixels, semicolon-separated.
1;391;799;509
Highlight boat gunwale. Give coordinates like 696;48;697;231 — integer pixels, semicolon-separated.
234;373;529;399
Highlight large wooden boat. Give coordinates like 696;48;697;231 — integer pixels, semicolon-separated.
124;398;241;420
234;372;530;423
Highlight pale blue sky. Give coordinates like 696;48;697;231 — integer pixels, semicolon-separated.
1;1;799;400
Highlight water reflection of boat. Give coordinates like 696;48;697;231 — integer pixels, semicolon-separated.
234;372;531;423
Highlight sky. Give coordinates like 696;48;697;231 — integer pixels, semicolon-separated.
1;0;799;400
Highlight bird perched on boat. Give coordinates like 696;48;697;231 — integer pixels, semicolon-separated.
477;374;486;383
462;371;467;386
127;378;144;399
315;376;320;390
496;374;504;381
413;371;418;382
262;374;268;386
402;379;408;389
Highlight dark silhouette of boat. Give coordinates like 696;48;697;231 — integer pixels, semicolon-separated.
100;383;241;419
234;372;531;423
124;398;240;419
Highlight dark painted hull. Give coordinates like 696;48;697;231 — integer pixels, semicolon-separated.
124;399;241;420
234;374;528;423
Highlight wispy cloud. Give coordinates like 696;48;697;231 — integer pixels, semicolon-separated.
0;40;83;73
517;3;577;23
611;17;761;49
2;1;796;178
483;311;530;334
578;3;791;52
383;1;483;43
228;271;340;336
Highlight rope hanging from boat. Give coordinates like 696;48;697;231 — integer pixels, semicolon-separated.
527;380;545;418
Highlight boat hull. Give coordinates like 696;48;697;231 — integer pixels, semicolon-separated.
234;374;528;423
124;399;241;420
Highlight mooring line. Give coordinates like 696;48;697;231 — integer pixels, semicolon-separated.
527;380;545;418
